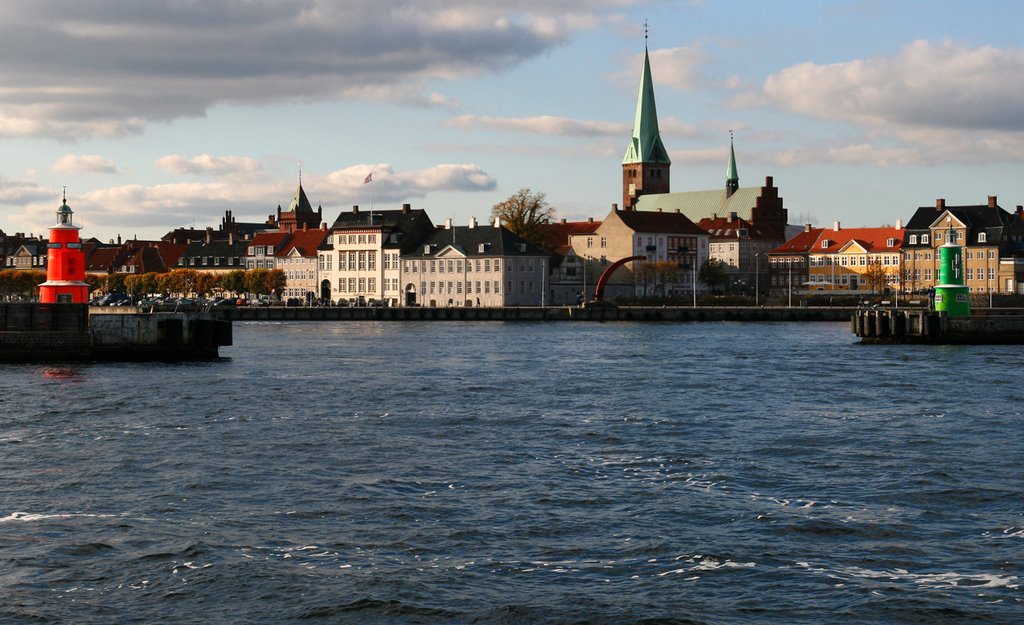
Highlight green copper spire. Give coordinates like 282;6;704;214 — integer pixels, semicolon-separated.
622;45;670;166
288;183;313;213
726;131;739;196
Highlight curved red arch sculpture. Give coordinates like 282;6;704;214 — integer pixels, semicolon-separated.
593;255;646;302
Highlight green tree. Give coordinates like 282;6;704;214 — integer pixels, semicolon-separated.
221;270;246;296
244;269;269;296
490;187;557;251
699;258;728;294
263;269;287;299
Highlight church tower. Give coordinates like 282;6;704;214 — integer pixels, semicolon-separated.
726;131;739;197
622;28;670;210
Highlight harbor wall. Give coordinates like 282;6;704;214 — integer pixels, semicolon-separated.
223;305;855;323
0;303;231;361
853;308;1024;344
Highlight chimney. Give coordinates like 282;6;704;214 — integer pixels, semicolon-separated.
205;227;213;243
493;217;501;228
896;219;903;230
445;218;452;230
561;218;566;224
352;205;359;214
469;217;477;229
656;207;662;212
804;224;812;232
612;203;618;211
729;212;738;221
833;221;841;232
936;198;945;211
1017;205;1023;216
117;234;122;245
988;195;997;208
228;231;234;245
765;176;774;187
587;217;594;223
402;203;411;213
321;222;327;231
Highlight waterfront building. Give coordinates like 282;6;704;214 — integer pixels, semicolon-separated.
766;225;823;299
401;218;548;307
176;231;248;273
805;223;904;293
246;231;291;271
275;227;330;302
39;193;88;303
569;206;709;300
902;197;1024;295
698;211;783;295
7;240;48;271
85;239;186;276
547;217;602;305
318;204;434;305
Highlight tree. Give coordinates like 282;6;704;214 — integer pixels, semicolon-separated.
221;270;246;296
698;259;728;294
864;260;891;294
262;269;287;299
491;187;557;251
244;269;269;296
634;261;659;297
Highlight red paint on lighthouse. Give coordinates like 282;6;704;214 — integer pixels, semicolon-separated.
39;191;89;304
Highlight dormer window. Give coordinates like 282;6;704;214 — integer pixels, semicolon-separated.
922;234;930;244
887;238;895;247
821;240;830;248
909;235;918;244
978;232;987;243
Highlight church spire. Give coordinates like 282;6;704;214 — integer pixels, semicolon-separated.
726;130;739;197
621;24;671;210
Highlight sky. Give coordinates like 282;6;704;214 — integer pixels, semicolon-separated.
2;0;1024;243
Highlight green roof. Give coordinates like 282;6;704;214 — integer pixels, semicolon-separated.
287;184;313;213
634;187;762;222
622;48;670;166
726;137;738;183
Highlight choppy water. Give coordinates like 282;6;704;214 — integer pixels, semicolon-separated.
1;321;1022;624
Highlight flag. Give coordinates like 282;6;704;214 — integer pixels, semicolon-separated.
363;173;372;184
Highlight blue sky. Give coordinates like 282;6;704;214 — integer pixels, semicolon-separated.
2;0;1023;242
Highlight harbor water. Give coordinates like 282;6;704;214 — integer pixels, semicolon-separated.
1;321;1021;624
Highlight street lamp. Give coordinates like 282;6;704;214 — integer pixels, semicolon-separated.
754;253;761;307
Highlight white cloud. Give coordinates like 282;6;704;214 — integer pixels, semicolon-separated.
52;154;117;174
1;161;497;238
155;154;262;177
750;40;1024;131
445;114;627;137
0;0;641;139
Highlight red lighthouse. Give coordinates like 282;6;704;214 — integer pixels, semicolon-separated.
39;191;89;304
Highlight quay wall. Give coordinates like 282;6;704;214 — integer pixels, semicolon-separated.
0;303;230;361
853;307;1024;344
223;305;855;323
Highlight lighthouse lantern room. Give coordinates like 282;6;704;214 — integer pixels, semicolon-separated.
39;190;89;304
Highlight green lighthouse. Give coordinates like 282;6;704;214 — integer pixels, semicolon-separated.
934;217;970;316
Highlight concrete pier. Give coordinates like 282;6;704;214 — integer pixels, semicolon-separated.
853;307;1024;344
0;303;231;361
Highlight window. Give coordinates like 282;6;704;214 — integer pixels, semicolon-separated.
494;260;501;272
338;279;346;292
368;278;376;291
348;278;356;292
358;252;366;270
358;234;366;244
358;278;366;292
348;252;356;271
368;234;376;244
978;232;987;243
922;234;930;244
600;237;607;248
485;259;491;272
368;252;376;270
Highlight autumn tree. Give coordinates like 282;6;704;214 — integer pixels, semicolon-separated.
491;187;557;251
262;269;287;299
864;260;891;294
